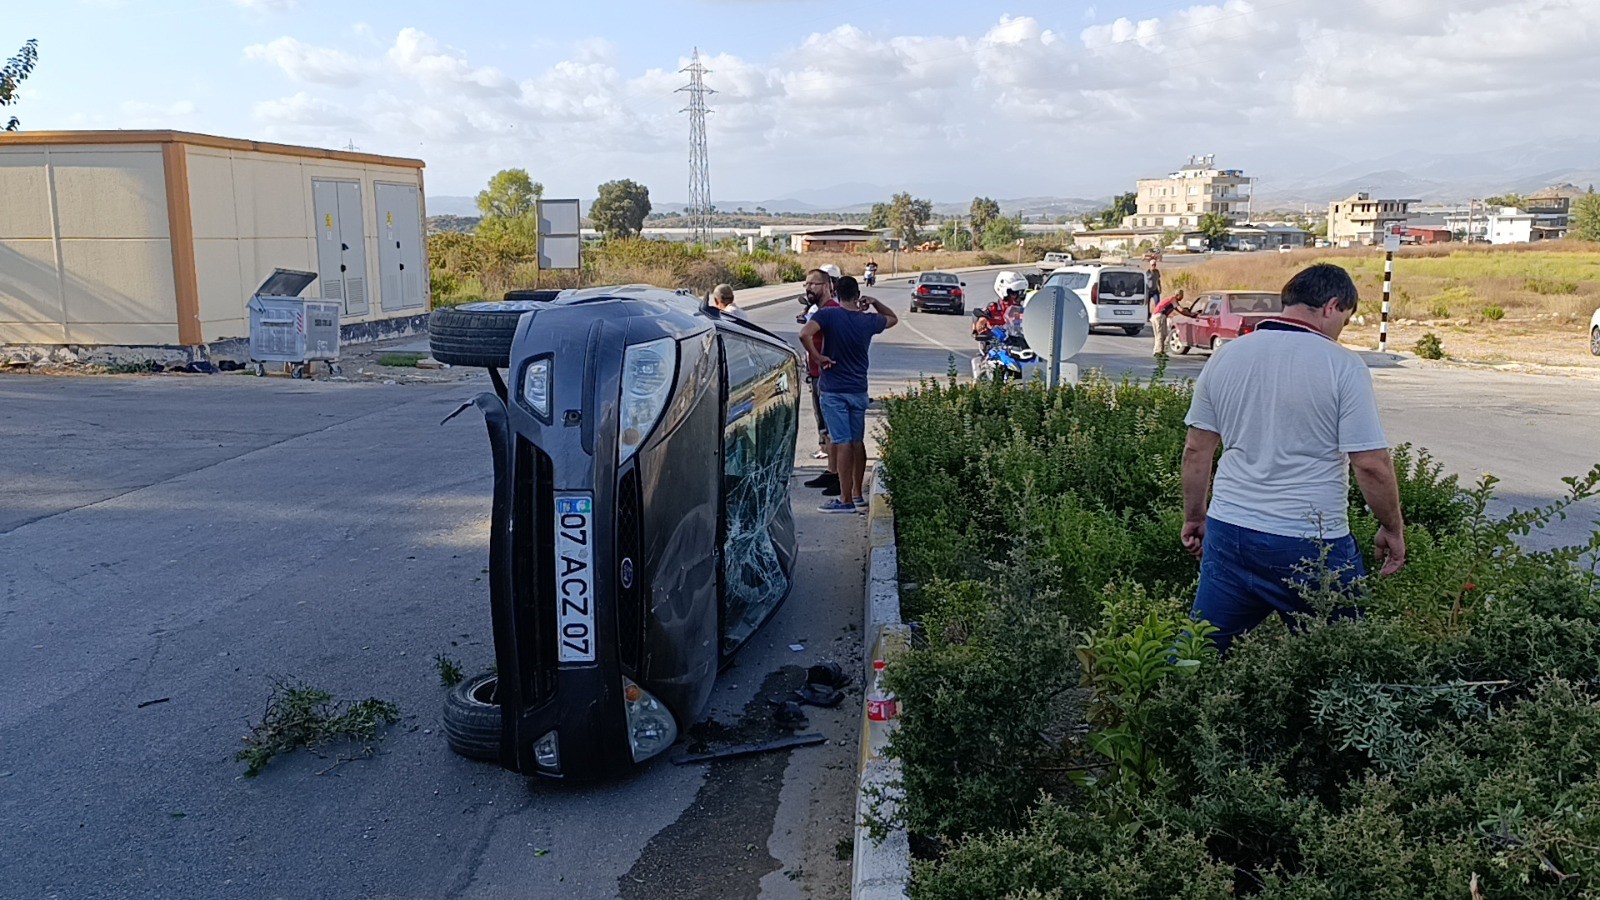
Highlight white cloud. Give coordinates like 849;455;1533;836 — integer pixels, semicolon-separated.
239;4;1600;200
245;37;370;86
231;0;298;10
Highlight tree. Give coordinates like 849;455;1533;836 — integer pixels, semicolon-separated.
1197;212;1231;249
476;168;542;220
475;168;542;242
1483;193;1525;210
935;220;973;251
866;202;890;230
980;216;1024;250
591;179;652;238
886;193;933;247
2;39;39;132
1099;191;1137;229
1569;194;1600;242
969;196;1001;234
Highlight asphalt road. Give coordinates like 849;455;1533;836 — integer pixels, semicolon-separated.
3;268;1596;899
0;375;863;900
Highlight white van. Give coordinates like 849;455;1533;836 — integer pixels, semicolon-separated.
1039;264;1151;336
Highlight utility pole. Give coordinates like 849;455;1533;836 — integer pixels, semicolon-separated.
677;49;715;245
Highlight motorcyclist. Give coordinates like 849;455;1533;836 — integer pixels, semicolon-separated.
972;270;1029;339
989;303;1029;348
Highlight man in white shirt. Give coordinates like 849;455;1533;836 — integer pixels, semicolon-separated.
1181;263;1406;653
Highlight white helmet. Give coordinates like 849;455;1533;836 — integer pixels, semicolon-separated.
994;270;1029;297
820;264;842;279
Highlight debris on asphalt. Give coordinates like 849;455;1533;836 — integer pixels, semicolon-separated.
805;661;849;689
136;697;171;708
793;683;844;708
670;733;826;766
772;699;809;728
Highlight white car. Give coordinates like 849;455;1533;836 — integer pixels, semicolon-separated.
1591;307;1600;356
1039;264;1151;336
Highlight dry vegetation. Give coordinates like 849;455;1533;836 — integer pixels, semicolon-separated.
1171;243;1600;369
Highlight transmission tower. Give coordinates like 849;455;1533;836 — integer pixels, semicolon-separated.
677;49;715;244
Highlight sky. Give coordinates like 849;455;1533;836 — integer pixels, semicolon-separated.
6;0;1599;205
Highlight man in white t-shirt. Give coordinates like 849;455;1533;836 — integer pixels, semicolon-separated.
1181;263;1406;653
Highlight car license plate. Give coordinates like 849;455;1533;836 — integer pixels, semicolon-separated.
555;494;596;663
1113;308;1133;316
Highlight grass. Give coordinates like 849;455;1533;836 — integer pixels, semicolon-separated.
434;653;463;687
1180;243;1600;326
236;680;401;777
377;353;424;368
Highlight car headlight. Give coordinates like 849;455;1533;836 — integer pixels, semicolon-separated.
622;676;678;763
521;357;551;418
618;338;677;464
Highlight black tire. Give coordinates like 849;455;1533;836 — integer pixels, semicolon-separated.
1591;326;1600;357
443;672;502;761
429;301;547;368
953;304;964;316
1123;325;1143;337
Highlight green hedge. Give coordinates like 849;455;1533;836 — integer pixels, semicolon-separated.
879;375;1600;897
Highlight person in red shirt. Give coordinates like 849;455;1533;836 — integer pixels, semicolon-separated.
1151;289;1193;357
973;271;1028;339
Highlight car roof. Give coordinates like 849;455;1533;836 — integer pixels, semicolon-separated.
916;271;955;278
1049;264;1142;275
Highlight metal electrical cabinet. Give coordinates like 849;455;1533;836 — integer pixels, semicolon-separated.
375;182;427;311
312;179;369;317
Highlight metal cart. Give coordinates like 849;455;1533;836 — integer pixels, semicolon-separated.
247;269;342;379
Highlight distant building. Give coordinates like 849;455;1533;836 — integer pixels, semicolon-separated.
1125;155;1254;229
787;226;883;253
1327;193;1417;246
1401;227;1453;244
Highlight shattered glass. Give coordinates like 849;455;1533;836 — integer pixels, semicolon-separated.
720;337;800;653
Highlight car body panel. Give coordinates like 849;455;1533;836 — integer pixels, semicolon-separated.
473;287;800;779
1044;265;1152;330
1172;291;1283;351
911;271;965;312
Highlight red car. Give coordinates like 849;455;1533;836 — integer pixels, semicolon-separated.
1168;291;1283;355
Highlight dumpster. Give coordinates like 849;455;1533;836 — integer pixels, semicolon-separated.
247;269;341;378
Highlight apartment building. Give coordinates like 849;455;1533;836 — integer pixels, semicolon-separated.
1125;155;1253;229
1327;193;1417;246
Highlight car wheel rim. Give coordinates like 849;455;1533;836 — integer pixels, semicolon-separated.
1592;328;1600;356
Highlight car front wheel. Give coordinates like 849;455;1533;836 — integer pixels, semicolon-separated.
1591;326;1600;356
1169;331;1190;355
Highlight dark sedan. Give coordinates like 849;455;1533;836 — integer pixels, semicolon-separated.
429;286;801;779
910;271;966;314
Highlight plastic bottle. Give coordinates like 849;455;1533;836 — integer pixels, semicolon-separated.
866;659;898;722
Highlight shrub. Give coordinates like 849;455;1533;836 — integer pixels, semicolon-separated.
775;260;806;283
1480;306;1506;321
1413;332;1445;359
730;261;765;289
881;375;1600;898
1525;277;1578;295
1428;301;1451;318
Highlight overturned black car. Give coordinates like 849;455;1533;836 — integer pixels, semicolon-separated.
430;286;801;779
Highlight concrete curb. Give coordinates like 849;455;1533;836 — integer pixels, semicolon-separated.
851;470;912;900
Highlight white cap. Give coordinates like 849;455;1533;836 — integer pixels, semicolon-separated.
820;264;842;279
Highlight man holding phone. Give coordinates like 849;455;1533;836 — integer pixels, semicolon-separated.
800;274;898;513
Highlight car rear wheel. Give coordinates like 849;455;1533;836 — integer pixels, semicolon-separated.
1210;336;1224;352
1591;326;1600;356
443;672;502;761
429;294;558;368
1122;325;1143;337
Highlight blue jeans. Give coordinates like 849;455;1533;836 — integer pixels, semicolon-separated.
1192;517;1366;654
819;391;870;443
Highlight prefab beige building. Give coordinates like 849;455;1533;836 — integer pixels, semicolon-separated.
0;130;428;349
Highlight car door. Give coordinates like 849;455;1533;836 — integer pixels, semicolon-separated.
1200;294;1223;346
718;333;801;656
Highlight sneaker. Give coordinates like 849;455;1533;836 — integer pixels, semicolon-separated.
853;497;870;510
804;471;839;489
822;484;841;497
811;449;829;459
818;499;856;513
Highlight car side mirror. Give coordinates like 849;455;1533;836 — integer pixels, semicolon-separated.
960;282;966;287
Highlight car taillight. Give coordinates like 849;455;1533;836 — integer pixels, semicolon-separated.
916;285;928;295
1091;284;1100;304
953;289;963;298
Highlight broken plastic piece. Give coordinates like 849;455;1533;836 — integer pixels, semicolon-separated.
670;733;826;765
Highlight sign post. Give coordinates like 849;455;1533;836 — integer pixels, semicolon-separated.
1020;285;1090;390
1380;224;1401;352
